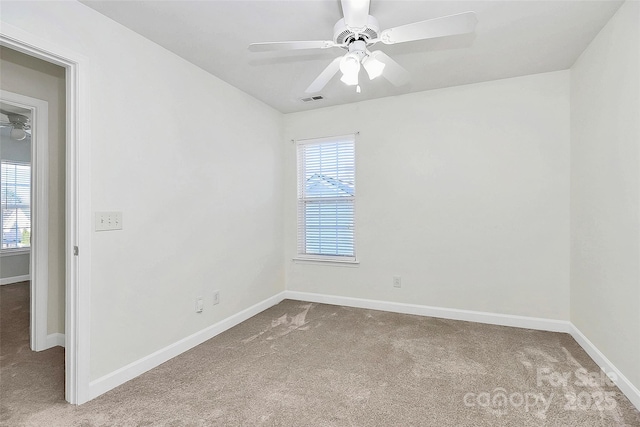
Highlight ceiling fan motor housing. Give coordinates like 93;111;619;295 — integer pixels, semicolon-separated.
7;113;30;130
333;15;379;46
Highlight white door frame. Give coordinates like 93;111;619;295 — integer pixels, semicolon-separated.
1;24;92;404
0;91;50;352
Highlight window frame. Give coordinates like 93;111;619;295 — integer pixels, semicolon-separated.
295;134;357;264
1;159;32;253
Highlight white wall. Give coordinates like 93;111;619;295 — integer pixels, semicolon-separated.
284;71;571;320
570;0;640;390
0;48;66;333
0;251;30;281
0;1;285;381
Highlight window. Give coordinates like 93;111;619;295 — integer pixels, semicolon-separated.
297;135;355;261
1;161;31;250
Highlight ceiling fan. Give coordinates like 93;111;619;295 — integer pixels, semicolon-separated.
249;0;478;94
0;109;31;141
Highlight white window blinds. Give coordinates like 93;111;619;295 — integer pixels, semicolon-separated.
1;161;31;250
297;135;355;260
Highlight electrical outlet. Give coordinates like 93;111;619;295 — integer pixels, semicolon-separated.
195;296;204;313
213;290;220;306
393;276;402;288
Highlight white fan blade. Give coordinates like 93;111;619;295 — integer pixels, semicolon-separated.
371;51;410;87
305;56;343;93
380;11;477;45
341;0;370;30
249;40;337;52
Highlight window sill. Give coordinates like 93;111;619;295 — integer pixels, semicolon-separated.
293;257;359;267
0;248;31;258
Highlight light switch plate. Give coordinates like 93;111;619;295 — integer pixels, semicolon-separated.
95;212;123;231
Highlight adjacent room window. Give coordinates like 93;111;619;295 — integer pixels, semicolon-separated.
296;134;355;261
1;160;31;250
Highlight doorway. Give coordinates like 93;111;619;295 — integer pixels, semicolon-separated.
0;50;66;410
0;28;89;403
0;94;54;351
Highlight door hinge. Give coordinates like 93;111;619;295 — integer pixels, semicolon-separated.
73;246;79;256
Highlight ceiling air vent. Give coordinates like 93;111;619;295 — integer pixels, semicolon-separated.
301;95;324;103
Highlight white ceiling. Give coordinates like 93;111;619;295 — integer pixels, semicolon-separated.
81;0;622;113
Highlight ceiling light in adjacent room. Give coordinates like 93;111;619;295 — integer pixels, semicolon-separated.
10;127;27;141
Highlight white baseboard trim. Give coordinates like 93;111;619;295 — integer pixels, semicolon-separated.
45;333;65;349
569;324;640;411
87;291;287;402
83;289;639;413
283;291;573;333
0;274;30;285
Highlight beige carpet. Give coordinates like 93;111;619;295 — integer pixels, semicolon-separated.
0;282;65;427
1;283;639;426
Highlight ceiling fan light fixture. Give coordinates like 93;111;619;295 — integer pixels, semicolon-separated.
340;53;360;75
340;71;359;86
340;53;361;86
363;55;385;80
